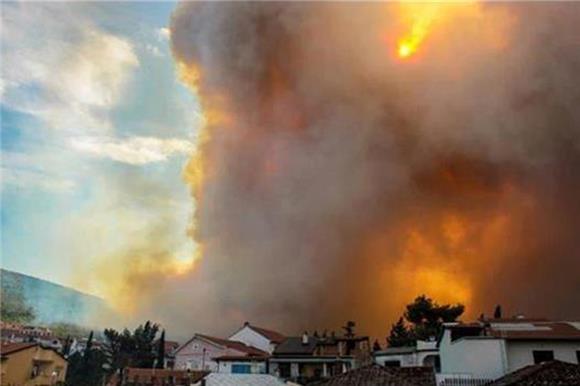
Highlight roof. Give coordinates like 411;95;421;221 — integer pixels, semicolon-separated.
488;360;580;386
273;336;318;356
0;342;37;356
110;368;208;386
176;333;268;357
245;324;286;344
204;373;286;386
213;355;268;362
488;321;580;341
308;364;436;386
446;320;580;342
374;346;417;356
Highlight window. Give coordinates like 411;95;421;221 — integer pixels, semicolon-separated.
533;350;554;364
383;360;401;367
232;364;252;374
278;363;291;378
576;351;580;364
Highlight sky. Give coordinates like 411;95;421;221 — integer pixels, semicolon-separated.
2;2;579;338
1;1;197;295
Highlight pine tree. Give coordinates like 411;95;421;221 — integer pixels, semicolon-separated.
156;330;166;369
372;340;382;352
494;304;502;319
387;317;414;347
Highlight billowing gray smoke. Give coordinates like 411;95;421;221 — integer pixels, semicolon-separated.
167;2;580;337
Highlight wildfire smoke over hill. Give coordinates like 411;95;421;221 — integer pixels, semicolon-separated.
105;2;580;337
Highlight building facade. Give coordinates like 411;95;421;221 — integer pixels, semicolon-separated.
174;334;267;372
438;318;580;383
0;342;68;386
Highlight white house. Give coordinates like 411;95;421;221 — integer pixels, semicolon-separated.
174;333;267;372
438;318;580;383
228;322;286;354
373;340;439;370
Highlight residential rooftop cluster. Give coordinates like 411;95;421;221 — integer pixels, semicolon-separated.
2;315;580;386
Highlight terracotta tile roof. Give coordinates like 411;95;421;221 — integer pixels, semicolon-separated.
197;334;268;356
1;342;38;355
109;368;208;386
447;320;580;341
488;360;580;386
308;364;436;386
246;324;286;344
488;321;580;340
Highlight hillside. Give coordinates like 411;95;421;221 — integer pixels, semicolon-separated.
0;268;113;326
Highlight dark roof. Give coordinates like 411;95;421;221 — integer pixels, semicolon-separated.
246;324;286;344
488;360;580;386
274;336;318;356
308;364;436;386
1;342;37;355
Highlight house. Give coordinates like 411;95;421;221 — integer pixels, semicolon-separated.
438;318;580;384
0;323;62;351
174;334;267;372
0;342;68;386
228;322;286;354
307;364;436;386
195;373;286;386
114;368;208;386
214;354;269;374
374;340;440;371
269;331;371;384
487;360;580;386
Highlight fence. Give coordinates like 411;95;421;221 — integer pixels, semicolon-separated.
436;374;494;386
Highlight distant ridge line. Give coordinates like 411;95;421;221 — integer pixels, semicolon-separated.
0;268;104;301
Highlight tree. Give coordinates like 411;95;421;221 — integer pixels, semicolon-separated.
404;295;464;341
0;286;35;323
65;331;107;386
103;320;160;374
494;305;502;319
156;330;166;369
372;340;382;352
386;317;414;347
387;295;465;347
342;321;356;338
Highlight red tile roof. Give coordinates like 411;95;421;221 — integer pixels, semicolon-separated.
197;334;268;356
488;360;580;386
309;364;436;386
488;321;580;341
246;324;286;344
1;342;38;355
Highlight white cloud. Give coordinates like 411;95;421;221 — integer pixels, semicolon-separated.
156;27;171;41
69;136;193;165
1;3;139;133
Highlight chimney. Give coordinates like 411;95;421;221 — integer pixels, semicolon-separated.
302;331;309;345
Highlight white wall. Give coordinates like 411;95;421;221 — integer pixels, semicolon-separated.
439;330;507;380
505;341;580;372
229;326;272;353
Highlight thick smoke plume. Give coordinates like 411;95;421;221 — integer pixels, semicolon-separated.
165;2;580;337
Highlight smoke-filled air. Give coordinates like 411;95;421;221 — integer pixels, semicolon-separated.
88;2;580;338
